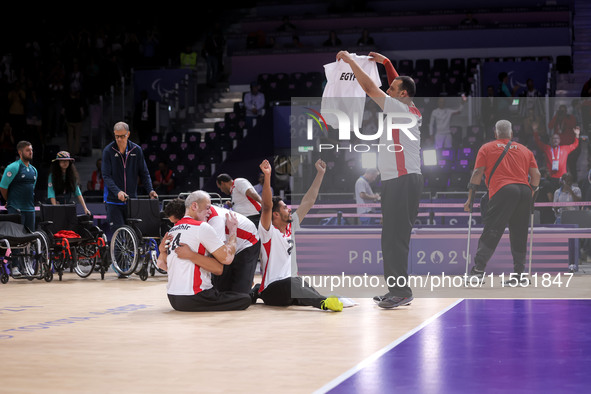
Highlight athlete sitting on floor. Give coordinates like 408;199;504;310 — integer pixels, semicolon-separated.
251;159;343;312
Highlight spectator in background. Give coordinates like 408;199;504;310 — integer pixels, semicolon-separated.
153;160;175;195
553;172;581;226
253;172;273;197
548;104;580;177
519;78;544;119
202;23;226;86
549;104;578;143
284;35;304;49
323;31;342;47
355;168;380;225
180;44;197;69
266;36;277;49
497;71;519;118
533;123;580;190
520;107;545;148
243;81;265;128
357;29;375;46
429;96;465;149
86;158;103;194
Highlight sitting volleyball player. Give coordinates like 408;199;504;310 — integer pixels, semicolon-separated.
190;190;260;294
157;191;251;312
252;159;343;312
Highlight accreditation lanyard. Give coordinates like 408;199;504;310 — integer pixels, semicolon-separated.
551;146;561;171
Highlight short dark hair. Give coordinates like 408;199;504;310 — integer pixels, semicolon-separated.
272;196;283;213
216;173;232;184
395;76;416;98
164;198;186;220
16;140;31;152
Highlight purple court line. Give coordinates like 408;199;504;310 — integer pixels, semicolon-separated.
317;299;591;394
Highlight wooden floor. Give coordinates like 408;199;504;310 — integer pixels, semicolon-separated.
2;271;591;393
0;271;459;394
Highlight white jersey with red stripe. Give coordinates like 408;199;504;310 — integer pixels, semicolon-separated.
258;212;301;292
207;205;259;252
378;97;422;181
230;178;261;217
166;216;224;296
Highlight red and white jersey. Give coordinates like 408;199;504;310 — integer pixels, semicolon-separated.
166;216;224;296
207;205;259;252
258;212;300;292
230;178;261;217
378;97;422;181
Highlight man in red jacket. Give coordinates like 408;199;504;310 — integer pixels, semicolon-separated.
533;123;580;190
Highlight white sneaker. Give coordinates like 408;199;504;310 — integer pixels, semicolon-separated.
11;266;21;277
569;264;576;273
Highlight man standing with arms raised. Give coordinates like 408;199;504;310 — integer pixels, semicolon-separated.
336;50;422;309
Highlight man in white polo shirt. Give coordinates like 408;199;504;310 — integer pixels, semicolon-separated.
216;173;262;227
336;50;423;309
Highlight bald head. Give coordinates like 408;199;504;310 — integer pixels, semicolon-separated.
495;120;512;139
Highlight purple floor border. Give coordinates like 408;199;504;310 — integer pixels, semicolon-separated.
318;299;591;394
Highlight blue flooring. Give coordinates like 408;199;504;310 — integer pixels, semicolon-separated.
323;299;591;394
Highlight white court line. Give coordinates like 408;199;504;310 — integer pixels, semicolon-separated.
313;298;465;394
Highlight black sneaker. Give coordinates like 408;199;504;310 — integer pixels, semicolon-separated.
250;283;261;304
504;275;530;287
378;295;414;309
464;267;485;285
373;294;386;304
373;294;411;306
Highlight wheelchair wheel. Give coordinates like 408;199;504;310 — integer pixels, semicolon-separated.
110;226;139;276
73;245;97;278
148;239;167;275
22;243;40;277
34;231;50;279
1;272;8;284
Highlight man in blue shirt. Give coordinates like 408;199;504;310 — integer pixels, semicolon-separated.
102;121;158;239
0;141;37;231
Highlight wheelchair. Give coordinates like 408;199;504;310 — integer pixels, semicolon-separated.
0;213;52;284
110;198;168;281
38;204;109;281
